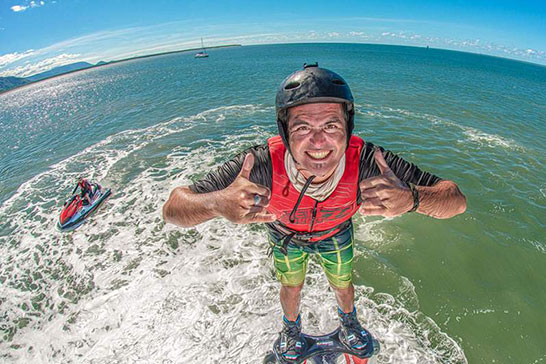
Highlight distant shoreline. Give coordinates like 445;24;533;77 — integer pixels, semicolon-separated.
3;41;545;95
0;44;242;94
102;44;241;65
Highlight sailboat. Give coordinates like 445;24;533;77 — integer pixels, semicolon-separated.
195;38;209;58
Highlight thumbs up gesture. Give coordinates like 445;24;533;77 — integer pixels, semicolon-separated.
359;148;414;217
217;153;276;224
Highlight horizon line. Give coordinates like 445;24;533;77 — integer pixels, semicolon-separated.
2;41;545;95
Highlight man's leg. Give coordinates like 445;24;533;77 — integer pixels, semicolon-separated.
280;283;304;321
332;283;354;314
270;237;309;361
270;237;308;316
317;226;371;352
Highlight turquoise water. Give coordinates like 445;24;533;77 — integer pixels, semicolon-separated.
0;43;545;363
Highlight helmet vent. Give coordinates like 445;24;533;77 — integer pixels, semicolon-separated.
284;81;301;90
332;79;345;85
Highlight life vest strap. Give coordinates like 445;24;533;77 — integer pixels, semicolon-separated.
270;220;352;255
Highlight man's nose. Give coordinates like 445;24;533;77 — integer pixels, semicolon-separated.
309;128;327;145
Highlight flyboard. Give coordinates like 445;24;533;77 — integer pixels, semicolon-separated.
264;326;379;364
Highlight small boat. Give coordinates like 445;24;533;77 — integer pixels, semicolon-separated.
195;37;209;58
57;179;111;231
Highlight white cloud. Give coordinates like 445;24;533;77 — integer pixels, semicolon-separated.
30;0;45;7
0;50;35;67
11;5;28;12
0;53;81;78
380;32;546;63
2;18;545;78
10;1;45;12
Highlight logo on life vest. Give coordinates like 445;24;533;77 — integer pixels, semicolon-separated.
279;205;353;225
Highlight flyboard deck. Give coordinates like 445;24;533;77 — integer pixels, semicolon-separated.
264;326;379;364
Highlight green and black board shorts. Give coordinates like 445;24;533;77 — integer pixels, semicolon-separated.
268;222;354;289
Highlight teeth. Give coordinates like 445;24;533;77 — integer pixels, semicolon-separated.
307;151;330;159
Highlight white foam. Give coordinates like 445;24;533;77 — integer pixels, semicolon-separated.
523;238;546;255
461;128;520;150
355;104;524;152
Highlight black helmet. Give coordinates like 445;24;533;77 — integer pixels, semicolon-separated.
275;63;354;153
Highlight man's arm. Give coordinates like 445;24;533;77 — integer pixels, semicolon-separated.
414;180;466;219
359;148;466;219
163;153;275;227
163;186;224;227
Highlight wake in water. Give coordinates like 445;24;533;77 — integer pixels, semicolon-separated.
355;104;524;152
0;105;467;363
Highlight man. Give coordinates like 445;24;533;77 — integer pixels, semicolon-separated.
78;178;95;205
163;63;466;362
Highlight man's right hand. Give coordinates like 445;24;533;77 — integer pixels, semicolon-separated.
215;153;277;224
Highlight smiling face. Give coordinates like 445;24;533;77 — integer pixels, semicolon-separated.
287;103;347;183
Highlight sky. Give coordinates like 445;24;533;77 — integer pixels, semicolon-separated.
1;0;545;77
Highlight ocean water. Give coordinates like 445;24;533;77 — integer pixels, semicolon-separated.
0;43;545;364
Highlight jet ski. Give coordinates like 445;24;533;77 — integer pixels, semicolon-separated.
57;179;111;231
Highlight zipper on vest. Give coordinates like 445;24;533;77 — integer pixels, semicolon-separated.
309;200;319;231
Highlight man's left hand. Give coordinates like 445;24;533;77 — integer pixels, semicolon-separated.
359;148;414;217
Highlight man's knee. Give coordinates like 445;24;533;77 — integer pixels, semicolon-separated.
281;283;304;296
331;283;353;296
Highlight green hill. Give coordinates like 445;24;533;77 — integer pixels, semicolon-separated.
0;77;31;92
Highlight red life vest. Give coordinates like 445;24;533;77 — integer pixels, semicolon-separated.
267;135;364;241
79;179;92;194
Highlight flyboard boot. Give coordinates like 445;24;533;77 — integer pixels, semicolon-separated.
337;307;372;354
275;315;305;362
